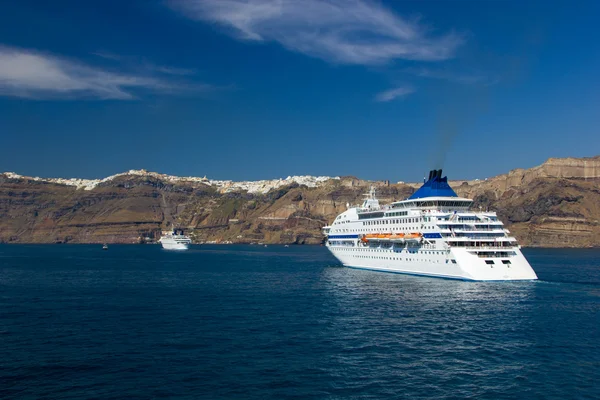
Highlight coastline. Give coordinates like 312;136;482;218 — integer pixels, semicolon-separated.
2;155;599;249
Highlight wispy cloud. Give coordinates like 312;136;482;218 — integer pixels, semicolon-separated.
150;65;197;76
168;0;463;65
0;45;212;100
374;86;414;102
90;51;123;61
91;51;198;76
403;67;497;86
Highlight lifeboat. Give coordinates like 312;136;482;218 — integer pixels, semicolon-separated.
364;233;389;240
362;233;393;243
405;232;423;241
363;232;422;242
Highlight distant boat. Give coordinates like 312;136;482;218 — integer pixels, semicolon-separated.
102;244;108;250
159;229;191;250
284;245;289;248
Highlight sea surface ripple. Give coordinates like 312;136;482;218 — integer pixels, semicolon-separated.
1;245;599;399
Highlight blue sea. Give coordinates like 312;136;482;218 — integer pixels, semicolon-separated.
1;245;599;399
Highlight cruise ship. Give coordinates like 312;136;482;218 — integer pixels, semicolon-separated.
159;229;192;250
322;169;538;281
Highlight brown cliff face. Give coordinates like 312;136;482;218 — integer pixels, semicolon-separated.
1;156;600;247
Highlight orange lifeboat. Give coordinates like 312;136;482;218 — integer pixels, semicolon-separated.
363;233;396;241
389;233;405;240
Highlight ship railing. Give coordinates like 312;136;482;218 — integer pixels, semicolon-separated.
437;224;504;231
469;251;517;258
453;234;507;239
447;236;516;242
438;221;502;226
451;228;505;232
452;244;518;250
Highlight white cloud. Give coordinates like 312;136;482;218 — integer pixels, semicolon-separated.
151;65;197;76
374;86;414;102
168;0;463;65
403;67;497;85
0;45;210;100
91;51;198;76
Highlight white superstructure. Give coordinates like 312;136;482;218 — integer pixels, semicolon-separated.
159;229;192;250
323;169;538;281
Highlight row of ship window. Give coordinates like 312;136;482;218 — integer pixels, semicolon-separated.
385;211;409;217
339;249;516;266
333;217;438;229
332;246;445;255
449;242;516;248
333;226;436;233
364;217;425;225
333;220;351;225
392;200;472;208
353;255;444;263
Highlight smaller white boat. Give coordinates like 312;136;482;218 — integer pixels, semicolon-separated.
102;243;108;250
159;229;192;250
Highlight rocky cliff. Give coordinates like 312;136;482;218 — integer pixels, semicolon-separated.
2;156;600;247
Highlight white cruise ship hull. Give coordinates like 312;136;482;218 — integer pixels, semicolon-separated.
159;238;190;250
323;169;539;282
328;245;537;281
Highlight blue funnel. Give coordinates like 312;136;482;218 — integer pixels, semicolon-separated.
409;169;458;199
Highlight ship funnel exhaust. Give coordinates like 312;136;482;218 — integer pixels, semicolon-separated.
427;169;444;181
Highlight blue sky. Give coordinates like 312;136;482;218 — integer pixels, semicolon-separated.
1;0;599;182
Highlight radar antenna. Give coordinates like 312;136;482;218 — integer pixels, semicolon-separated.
363;186;377;200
